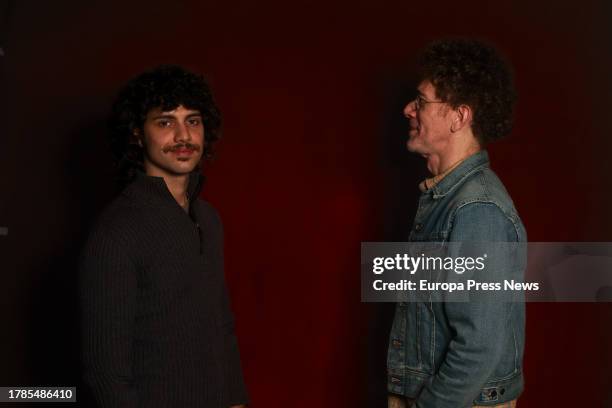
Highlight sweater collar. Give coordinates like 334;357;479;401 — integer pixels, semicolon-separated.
123;171;204;205
427;150;489;199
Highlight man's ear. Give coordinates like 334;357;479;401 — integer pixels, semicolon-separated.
132;129;143;147
451;104;473;133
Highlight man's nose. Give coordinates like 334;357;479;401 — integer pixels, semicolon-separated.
174;122;192;142
404;100;417;118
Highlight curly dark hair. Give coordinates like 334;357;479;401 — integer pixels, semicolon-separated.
108;65;221;184
418;38;517;145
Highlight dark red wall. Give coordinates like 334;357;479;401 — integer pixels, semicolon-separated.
1;0;611;406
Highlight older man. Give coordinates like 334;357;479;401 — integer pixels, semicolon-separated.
387;39;526;408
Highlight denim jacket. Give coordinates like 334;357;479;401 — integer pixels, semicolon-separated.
387;150;527;407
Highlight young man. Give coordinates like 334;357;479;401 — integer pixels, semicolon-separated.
387;39;526;407
79;65;248;407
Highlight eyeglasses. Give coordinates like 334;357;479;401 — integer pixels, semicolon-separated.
414;95;445;111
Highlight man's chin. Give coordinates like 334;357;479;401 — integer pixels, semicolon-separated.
172;157;202;173
145;164;199;178
406;140;421;153
406;143;431;161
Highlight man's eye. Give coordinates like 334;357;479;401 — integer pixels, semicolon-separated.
157;120;172;128
415;96;424;109
187;118;201;126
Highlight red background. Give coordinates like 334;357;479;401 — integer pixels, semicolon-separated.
1;0;611;406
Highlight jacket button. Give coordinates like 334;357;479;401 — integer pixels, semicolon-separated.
392;339;402;348
414;223;423;232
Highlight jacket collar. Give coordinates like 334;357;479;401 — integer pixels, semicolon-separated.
123;170;204;205
429;150;489;199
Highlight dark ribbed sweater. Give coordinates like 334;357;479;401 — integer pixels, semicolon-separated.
79;171;248;407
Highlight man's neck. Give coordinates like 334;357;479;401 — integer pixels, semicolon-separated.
165;174;190;209
146;170;190;210
426;140;481;176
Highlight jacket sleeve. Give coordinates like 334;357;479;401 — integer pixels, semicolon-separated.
79;220;138;407
415;202;522;408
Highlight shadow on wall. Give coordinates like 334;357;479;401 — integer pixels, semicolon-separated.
25;119;118;407
364;77;425;408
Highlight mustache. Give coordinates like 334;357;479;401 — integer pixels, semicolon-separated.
162;142;202;153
